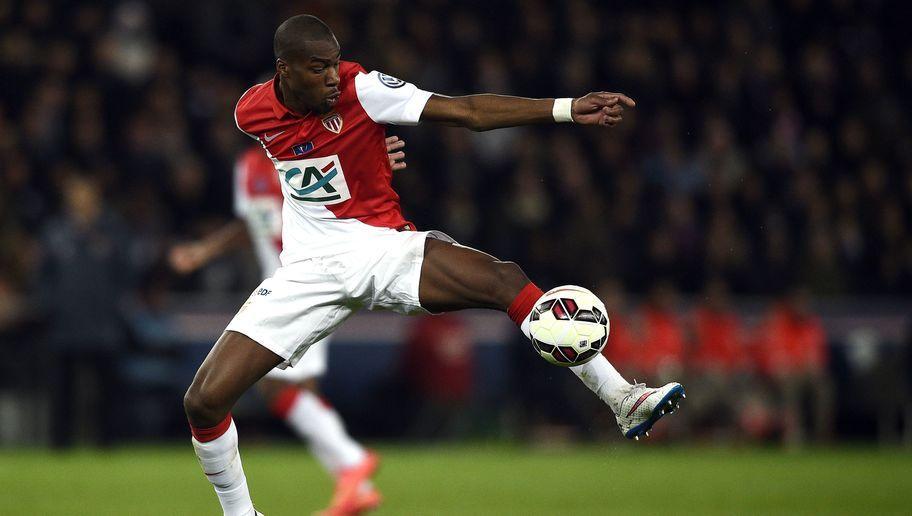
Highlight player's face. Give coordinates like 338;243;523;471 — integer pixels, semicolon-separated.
278;38;342;114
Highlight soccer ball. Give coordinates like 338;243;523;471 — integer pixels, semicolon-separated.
528;285;610;367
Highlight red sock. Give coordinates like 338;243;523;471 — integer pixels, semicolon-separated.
507;282;544;327
269;386;301;420
189;413;233;443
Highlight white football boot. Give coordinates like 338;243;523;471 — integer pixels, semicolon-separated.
615;382;685;440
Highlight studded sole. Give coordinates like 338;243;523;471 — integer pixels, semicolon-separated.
624;384;686;440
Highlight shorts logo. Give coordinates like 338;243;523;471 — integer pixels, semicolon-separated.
256;288;271;296
378;73;405;88
280;155;351;205
321;113;343;133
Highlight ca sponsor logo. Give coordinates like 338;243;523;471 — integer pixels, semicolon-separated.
279;155;351;205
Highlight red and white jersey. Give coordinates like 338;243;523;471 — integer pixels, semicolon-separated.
233;146;284;278
233;61;433;265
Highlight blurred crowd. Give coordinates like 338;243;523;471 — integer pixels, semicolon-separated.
1;0;911;444
601;279;834;444
2;0;912;302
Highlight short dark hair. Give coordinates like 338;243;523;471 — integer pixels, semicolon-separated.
273;15;336;60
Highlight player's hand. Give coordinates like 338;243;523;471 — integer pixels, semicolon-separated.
385;135;407;171
571;92;636;127
168;242;209;274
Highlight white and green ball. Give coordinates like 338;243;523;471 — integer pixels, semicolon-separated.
528;285;610;366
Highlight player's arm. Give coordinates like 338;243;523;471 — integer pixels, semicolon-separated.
420;92;635;131
168;219;250;275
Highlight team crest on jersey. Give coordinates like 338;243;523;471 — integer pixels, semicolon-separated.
378;73;405;88
279;155;351;205
321;113;343;134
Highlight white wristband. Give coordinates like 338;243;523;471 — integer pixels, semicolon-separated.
552;98;574;123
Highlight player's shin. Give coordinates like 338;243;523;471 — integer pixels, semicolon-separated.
190;415;257;516
569;354;632;415
508;282;631;415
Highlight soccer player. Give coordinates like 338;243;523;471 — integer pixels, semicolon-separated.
169;137;406;515
183;15;685;516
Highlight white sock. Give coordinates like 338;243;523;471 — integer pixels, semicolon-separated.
570;354;632;415
191;419;256;516
284;390;366;475
519;306;631;415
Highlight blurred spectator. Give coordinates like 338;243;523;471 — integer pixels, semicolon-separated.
0;275;27;332
686;278;752;439
755;287;834;445
690;278;747;374
402;314;474;440
38;173;136;446
636;282;686;382
842;328;909;445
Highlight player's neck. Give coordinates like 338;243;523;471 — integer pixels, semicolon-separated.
276;78;314;117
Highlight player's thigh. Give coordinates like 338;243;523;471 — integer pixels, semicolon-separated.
418;237;531;313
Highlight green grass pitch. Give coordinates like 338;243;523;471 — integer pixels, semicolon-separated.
2;443;910;515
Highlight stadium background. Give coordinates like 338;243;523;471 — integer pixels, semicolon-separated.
1;0;910;514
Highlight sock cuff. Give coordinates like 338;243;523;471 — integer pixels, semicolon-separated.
297;390;334;410
190;413;233;443
507;282;544;327
270;386;302;420
316;394;334;410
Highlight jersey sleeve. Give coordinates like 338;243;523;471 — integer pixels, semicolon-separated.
354;70;433;126
234;84;264;140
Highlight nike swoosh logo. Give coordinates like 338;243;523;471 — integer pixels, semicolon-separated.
626;390;657;417
263;131;285;142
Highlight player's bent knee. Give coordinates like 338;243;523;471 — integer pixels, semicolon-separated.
183;385;230;428
489;260;531;305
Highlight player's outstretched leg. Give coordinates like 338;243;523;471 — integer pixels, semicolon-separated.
184;331;283;516
419;238;684;439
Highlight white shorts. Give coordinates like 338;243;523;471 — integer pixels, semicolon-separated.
226;228;436;368
263;335;328;381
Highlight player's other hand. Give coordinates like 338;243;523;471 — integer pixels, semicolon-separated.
168;243;208;274
571;92;636;127
385;135;407;171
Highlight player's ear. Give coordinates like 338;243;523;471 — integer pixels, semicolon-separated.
276;58;289;77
